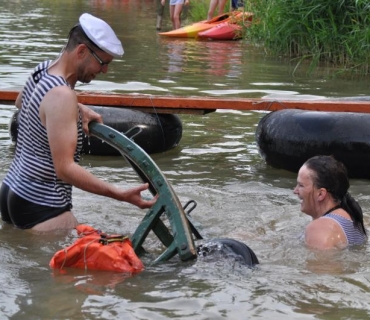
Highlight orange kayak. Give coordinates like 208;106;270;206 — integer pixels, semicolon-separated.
159;11;252;38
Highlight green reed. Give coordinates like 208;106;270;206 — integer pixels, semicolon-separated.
189;0;209;21
244;0;370;74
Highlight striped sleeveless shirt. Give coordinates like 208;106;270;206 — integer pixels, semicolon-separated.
4;60;83;208
322;213;367;246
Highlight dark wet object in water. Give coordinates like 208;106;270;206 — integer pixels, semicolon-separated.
9;106;183;155
197;238;259;266
256;109;370;179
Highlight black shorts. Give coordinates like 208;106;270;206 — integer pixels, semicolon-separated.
0;182;71;229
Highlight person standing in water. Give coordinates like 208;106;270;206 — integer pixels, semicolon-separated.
294;155;367;249
156;0;165;30
161;0;189;30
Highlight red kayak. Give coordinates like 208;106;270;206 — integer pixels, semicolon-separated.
198;22;242;40
198;12;253;40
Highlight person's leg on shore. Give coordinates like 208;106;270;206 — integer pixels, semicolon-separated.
217;0;227;15
173;3;184;29
207;0;218;20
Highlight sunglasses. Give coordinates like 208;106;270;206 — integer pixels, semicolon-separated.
85;44;110;67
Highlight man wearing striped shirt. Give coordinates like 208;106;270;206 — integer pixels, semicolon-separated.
0;13;156;232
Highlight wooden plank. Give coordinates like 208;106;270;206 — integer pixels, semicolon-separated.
0;90;18;104
1;89;370;114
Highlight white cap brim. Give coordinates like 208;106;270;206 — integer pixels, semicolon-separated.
79;13;124;57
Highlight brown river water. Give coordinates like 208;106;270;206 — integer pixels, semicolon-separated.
1;1;370;319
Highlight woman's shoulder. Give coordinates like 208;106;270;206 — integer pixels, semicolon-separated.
305;218;347;250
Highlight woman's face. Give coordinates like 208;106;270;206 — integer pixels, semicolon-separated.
293;165;320;218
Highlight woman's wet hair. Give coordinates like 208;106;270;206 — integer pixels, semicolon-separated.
304;155;366;235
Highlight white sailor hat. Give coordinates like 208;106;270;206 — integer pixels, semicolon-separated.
79;13;124;57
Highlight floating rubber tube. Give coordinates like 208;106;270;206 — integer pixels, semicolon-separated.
197;238;259;266
256;109;370;179
9;106;183;156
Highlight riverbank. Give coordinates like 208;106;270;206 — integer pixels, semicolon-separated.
188;0;370;75
244;0;370;75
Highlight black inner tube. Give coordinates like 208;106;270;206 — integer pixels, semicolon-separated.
197;238;259;267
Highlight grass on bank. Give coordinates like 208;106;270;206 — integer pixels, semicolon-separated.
189;0;232;21
189;0;370;75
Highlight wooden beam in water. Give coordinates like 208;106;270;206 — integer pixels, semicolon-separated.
1;90;370;114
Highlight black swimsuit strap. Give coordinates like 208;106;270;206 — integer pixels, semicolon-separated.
323;204;341;216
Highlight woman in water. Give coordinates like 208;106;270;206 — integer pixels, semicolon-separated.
294;155;367;249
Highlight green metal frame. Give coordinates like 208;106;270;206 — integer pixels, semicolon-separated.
89;122;200;263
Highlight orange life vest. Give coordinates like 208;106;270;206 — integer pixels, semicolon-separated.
49;225;144;274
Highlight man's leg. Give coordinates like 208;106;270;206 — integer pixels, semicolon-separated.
31;211;78;232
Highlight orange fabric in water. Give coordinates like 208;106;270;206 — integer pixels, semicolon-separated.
50;225;144;273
